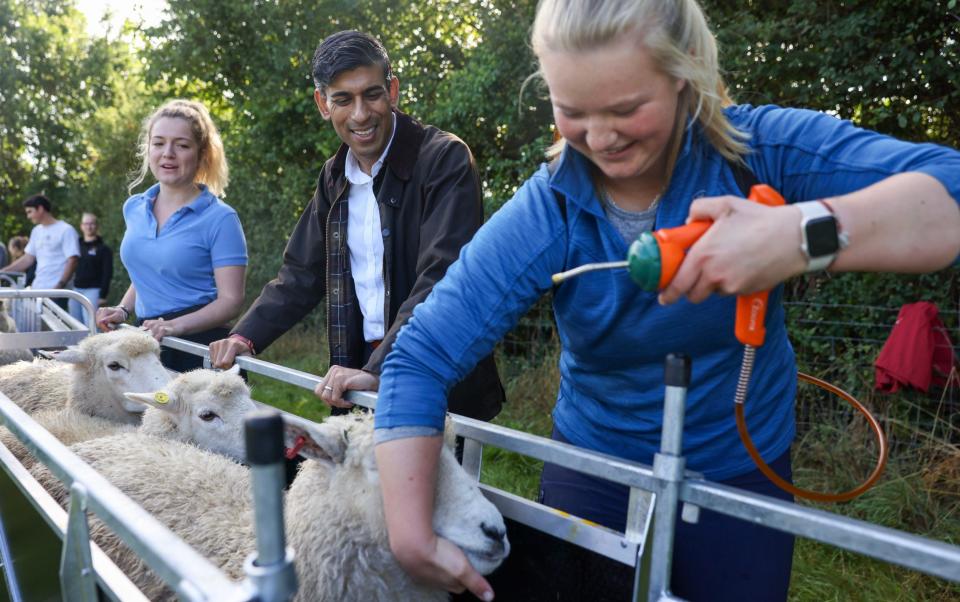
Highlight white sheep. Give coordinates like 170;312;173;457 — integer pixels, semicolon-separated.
0;328;168;421
127;364;258;462
0;299;33;366
34;412;510;601
3;365;257;469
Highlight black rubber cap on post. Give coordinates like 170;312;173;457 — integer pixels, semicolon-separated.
245;411;285;466
664;353;691;387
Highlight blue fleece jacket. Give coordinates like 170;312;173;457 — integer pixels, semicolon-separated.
375;104;960;480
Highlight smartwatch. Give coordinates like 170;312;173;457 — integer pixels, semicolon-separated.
797;200;848;272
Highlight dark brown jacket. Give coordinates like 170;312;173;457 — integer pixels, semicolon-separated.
233;110;503;420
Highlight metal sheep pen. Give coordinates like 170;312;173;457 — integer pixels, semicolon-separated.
0;288;958;601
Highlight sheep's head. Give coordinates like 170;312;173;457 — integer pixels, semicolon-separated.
125;365;257;462
55;329;169;421
284;413;510;576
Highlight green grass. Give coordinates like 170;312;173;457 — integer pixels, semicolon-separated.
246;324;331;423
479;343;559;500
787;379;960;600
252;329;960;600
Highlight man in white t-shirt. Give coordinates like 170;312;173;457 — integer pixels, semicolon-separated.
2;194;79;309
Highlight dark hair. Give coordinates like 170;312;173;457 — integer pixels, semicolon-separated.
8;235;28;254
22;194;51;213
312;30;392;92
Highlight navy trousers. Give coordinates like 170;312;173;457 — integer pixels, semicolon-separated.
539;428;795;602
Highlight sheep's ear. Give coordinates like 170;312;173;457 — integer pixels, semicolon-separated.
124;389;180;414
283;420;346;464
224;364;241;376
283;423;324;461
53;347;88;365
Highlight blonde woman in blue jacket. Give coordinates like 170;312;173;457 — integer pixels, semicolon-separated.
373;1;960;600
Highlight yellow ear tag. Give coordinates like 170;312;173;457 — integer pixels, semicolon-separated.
153;392;170;404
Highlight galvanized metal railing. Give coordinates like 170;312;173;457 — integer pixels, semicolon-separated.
161;330;960;599
0;289;95;352
0;272;26;289
0;393;260;601
0;292;294;602
1;294;959;600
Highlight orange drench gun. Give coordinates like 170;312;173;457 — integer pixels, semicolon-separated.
552;184;786;347
552;184;889;502
631;184;785;346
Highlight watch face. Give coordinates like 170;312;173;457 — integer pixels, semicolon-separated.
806;216;840;257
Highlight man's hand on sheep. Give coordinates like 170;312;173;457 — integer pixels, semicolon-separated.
314;366;379;408
140;317;183;341
209;336;252;369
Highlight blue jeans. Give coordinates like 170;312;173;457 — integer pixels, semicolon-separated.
68;287;99;326
539;427;795;602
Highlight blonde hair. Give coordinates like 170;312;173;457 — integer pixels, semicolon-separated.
532;0;749;177
129;99;229;197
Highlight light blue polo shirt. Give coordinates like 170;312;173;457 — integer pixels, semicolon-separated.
120;184;247;318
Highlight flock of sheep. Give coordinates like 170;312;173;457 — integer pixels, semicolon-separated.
0;301;510;601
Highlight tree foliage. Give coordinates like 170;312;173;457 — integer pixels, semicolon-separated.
704;0;959;146
2;0;956;344
0;0;146;242
134;0;552;287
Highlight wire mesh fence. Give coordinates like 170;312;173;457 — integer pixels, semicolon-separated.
498;279;960;387
497;274;960;445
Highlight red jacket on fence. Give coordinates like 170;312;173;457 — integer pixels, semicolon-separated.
875;301;957;393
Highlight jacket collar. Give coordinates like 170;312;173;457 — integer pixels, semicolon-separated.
549;120;701;220
549;146;605;219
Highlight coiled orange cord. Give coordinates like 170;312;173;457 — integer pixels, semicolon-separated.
735;361;889;502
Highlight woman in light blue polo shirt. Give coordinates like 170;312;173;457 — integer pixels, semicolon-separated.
96;99;247;372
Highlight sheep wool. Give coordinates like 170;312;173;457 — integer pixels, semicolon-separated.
0;409;136;470
33;413;510;601
0;329;168;421
6;365;256;471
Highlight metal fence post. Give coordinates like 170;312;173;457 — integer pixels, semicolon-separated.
60;483;98;602
460;438;484;480
242;412;298;602
0;505;24;602
645;353;691;602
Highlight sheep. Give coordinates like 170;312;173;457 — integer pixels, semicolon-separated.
126;364;258;462
2;365;257;469
0;299;33;366
33;412;510;601
0;410;137;469
0;328;168;421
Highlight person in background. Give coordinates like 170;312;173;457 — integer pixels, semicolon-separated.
208;30;503;421
0;239;7;269
96;99;247;372
68;212;113;325
1;195;79;310
5;236;34;286
371;1;960;601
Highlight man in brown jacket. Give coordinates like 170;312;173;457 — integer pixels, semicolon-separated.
209;30;503;421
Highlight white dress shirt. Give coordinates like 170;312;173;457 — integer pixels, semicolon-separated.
344;117;397;342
